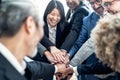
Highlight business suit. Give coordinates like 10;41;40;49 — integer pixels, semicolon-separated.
0;53;27;80
41;22;67;49
60;2;89;52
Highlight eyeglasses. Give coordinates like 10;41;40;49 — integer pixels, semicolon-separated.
89;1;99;5
89;0;102;6
102;0;120;7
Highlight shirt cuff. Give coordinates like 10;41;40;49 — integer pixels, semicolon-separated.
54;65;58;73
69;65;78;76
73;66;79;76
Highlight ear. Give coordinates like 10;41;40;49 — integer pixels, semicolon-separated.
24;16;35;34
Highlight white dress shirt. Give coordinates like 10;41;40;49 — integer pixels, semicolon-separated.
48;24;57;44
0;43;26;75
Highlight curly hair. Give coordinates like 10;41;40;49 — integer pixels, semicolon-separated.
91;13;120;72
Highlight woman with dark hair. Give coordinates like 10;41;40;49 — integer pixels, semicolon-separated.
40;0;69;64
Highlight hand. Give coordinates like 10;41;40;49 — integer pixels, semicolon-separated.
49;46;65;63
61;49;70;65
44;50;58;64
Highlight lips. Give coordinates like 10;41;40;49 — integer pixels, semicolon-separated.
49;19;58;26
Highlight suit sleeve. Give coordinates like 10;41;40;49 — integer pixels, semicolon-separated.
26;61;55;80
69;17;89;57
77;61;114;75
41;35;55;49
61;8;89;52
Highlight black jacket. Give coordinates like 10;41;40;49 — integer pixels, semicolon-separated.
60;2;89;52
0;54;27;80
41;21;68;49
25;61;55;80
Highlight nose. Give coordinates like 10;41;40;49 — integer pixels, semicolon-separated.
53;16;58;21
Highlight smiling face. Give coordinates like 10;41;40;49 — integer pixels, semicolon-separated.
66;0;80;10
47;8;61;28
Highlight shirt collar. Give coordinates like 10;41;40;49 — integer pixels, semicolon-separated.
48;24;57;31
0;43;26;75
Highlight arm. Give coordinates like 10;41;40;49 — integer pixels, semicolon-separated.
26;61;55;79
40;35;54;49
69;18;89;58
61;8;89;52
41;36;66;63
77;61;114;75
70;38;95;66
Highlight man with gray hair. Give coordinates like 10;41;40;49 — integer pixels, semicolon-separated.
0;0;44;80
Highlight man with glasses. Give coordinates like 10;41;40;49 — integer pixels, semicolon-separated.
102;0;120;14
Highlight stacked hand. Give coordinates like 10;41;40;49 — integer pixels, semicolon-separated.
44;46;74;79
44;46;69;64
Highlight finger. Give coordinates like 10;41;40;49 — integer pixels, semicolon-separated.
51;52;58;61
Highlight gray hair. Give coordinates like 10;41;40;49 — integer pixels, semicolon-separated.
0;0;41;37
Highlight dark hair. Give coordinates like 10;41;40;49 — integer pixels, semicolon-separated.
43;0;65;25
0;0;41;37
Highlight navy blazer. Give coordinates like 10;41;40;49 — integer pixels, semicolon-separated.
60;2;89;52
69;12;100;57
0;54;27;80
77;54;120;80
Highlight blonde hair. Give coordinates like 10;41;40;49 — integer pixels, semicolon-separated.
91;13;120;72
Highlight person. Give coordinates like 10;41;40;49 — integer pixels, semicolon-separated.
0;0;44;80
40;0;68;63
69;0;105;59
70;0;120;66
65;0;120;79
0;0;70;80
102;0;120;14
91;13;120;79
60;0;89;52
68;0;105;79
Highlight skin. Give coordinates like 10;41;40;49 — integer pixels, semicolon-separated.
47;8;61;28
66;0;80;11
89;0;104;16
102;0;120;14
0;16;44;64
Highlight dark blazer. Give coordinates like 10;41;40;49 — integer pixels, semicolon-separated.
0;53;27;80
77;53;118;80
25;61;55;80
60;2;89;52
41;22;68;49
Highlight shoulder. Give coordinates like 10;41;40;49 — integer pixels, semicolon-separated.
75;3;89;15
83;12;95;21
